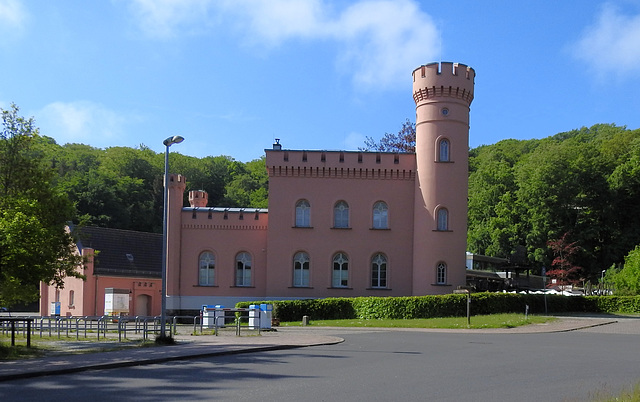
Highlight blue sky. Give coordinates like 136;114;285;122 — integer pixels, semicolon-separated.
1;0;639;162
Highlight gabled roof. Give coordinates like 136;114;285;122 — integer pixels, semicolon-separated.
75;226;162;278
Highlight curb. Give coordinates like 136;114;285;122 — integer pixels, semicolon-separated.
0;337;345;382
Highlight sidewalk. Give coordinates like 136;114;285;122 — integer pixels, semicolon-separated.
0;316;623;382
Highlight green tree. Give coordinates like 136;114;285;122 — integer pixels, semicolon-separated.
605;245;640;295
0;105;83;305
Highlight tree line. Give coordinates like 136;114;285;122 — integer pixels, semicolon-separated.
3;103;640;305
38;132;269;234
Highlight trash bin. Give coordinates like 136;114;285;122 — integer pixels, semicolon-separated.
248;304;259;329
214;305;227;327
259;304;272;329
202;305;216;328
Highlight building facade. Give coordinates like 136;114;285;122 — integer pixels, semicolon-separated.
40;226;162;317
166;62;475;314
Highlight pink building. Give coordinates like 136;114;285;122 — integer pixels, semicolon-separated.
40;227;162;317
166;62;475;314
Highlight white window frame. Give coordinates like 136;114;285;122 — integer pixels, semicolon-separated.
295;200;311;227
199;251;215;286
334;201;349;228
293;252;310;287
372;201;388;229
332;253;349;288
235;252;252;287
371;253;388;288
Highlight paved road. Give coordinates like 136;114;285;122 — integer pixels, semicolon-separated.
1;318;639;401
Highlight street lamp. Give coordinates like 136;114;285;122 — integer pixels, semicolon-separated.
161;135;184;339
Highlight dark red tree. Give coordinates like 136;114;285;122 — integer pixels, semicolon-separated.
546;232;583;288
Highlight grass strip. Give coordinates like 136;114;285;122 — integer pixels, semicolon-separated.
280;313;555;329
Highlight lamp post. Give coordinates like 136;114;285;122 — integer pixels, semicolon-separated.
161;135;184;339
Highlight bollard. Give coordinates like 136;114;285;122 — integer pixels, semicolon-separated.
302;316;310;326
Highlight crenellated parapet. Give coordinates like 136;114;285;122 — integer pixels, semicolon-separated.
412;62;475;106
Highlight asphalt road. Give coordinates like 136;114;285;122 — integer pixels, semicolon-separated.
2;320;640;401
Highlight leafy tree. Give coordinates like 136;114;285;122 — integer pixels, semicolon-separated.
363;119;415;152
604;245;640;295
0;105;83;305
546;233;583;287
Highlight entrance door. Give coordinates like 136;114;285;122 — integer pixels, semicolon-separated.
135;294;151;316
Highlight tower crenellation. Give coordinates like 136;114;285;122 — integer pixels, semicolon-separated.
412;62;475;105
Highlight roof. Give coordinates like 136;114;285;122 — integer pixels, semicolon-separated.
74;226;163;278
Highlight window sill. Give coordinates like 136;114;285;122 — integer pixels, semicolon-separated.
194;285;218;287
328;287;353;290
289;286;314;289
331;227;352;230
431;283;452;286
292;226;314;229
370;228;390;231
433;229;453;232
435;160;454;163
230;285;255;288
366;287;392;291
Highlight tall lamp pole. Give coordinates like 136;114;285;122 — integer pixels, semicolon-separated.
161;135;184;338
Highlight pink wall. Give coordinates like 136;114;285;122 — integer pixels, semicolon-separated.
40;247;161;317
265;150;416;298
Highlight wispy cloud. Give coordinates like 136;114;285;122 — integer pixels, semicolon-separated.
571;3;640;79
126;0;215;39
35;101;127;146
126;0;439;89
0;0;27;43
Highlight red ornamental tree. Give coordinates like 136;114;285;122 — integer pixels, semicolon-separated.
546;232;583;288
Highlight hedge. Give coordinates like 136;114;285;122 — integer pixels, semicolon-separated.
236;294;640;322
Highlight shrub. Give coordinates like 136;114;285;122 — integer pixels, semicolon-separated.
236;294;640;322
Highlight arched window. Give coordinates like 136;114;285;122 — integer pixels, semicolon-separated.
439;138;450;162
437;208;449;231
437;262;447;284
199;251;215;286
295;200;311;227
371;253;387;288
372;201;388;229
293;252;310;287
235;252;252;286
332;253;349;288
334;201;349;228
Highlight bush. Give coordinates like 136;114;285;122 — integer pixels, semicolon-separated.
237;294;640;322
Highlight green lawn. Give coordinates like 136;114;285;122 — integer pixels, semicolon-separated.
280;313;555;329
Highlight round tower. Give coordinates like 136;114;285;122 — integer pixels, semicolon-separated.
189;190;208;207
412;62;475;294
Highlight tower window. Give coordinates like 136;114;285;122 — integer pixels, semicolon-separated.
437;208;449;231
437;262;447;284
438;138;450;162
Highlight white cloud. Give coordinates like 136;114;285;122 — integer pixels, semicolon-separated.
126;0;440;89
0;0;27;42
35;101;127;146
572;3;640;78
126;0;215;39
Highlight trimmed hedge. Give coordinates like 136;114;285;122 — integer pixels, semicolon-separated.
236;294;640;322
